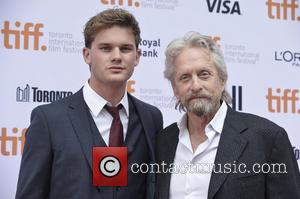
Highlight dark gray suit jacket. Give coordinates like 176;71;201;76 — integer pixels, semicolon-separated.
16;89;163;199
156;106;300;199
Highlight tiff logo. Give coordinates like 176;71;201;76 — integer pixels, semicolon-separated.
1;21;47;51
209;35;221;46
0;127;26;156
266;88;300;113
266;0;300;21
232;85;242;111
127;80;135;93
206;0;241;15
100;0;140;7
16;84;30;102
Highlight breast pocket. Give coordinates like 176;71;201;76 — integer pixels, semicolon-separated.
238;173;265;199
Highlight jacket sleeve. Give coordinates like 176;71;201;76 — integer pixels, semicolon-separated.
266;128;300;199
15;106;53;199
154;108;163;133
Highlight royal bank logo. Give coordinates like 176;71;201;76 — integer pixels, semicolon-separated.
139;38;161;58
231;85;243;111
16;84;73;103
275;50;300;67
206;0;242;15
1;21;47;51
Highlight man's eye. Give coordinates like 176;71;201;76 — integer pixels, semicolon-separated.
180;75;189;81
199;71;210;79
121;47;132;52
99;47;111;51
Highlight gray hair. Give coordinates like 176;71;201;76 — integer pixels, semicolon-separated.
164;31;231;111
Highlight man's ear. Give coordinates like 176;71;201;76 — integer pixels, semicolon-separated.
83;47;91;65
172;81;179;99
221;79;226;92
134;48;142;66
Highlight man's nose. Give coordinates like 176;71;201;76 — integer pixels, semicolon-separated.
111;48;122;62
190;76;203;92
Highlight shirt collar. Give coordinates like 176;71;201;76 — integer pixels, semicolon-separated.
177;113;188;135
207;101;227;134
177;101;228;138
83;81;129;117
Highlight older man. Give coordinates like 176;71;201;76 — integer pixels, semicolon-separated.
156;32;300;199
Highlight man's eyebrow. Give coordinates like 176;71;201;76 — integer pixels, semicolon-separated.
96;43;134;47
97;43;110;46
121;44;135;47
199;67;213;71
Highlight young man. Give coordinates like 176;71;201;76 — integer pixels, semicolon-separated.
16;8;163;199
156;32;300;199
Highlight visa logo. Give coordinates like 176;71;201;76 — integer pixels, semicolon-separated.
206;0;242;15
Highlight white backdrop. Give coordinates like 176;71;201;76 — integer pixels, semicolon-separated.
1;0;300;198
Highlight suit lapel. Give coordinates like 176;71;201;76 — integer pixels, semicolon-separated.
163;124;179;166
68;89;97;170
160;124;179;199
208;107;248;199
128;94;156;161
124;95;141;154
129;94;161;199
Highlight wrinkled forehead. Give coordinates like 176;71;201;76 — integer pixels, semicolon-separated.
174;47;215;69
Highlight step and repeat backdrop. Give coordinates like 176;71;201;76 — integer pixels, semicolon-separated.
1;0;299;198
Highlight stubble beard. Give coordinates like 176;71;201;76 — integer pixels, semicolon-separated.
184;95;220;117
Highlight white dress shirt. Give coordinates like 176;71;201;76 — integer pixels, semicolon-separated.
170;102;227;199
82;81;129;146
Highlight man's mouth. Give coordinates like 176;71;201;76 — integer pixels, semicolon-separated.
188;95;210;101
108;66;124;71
